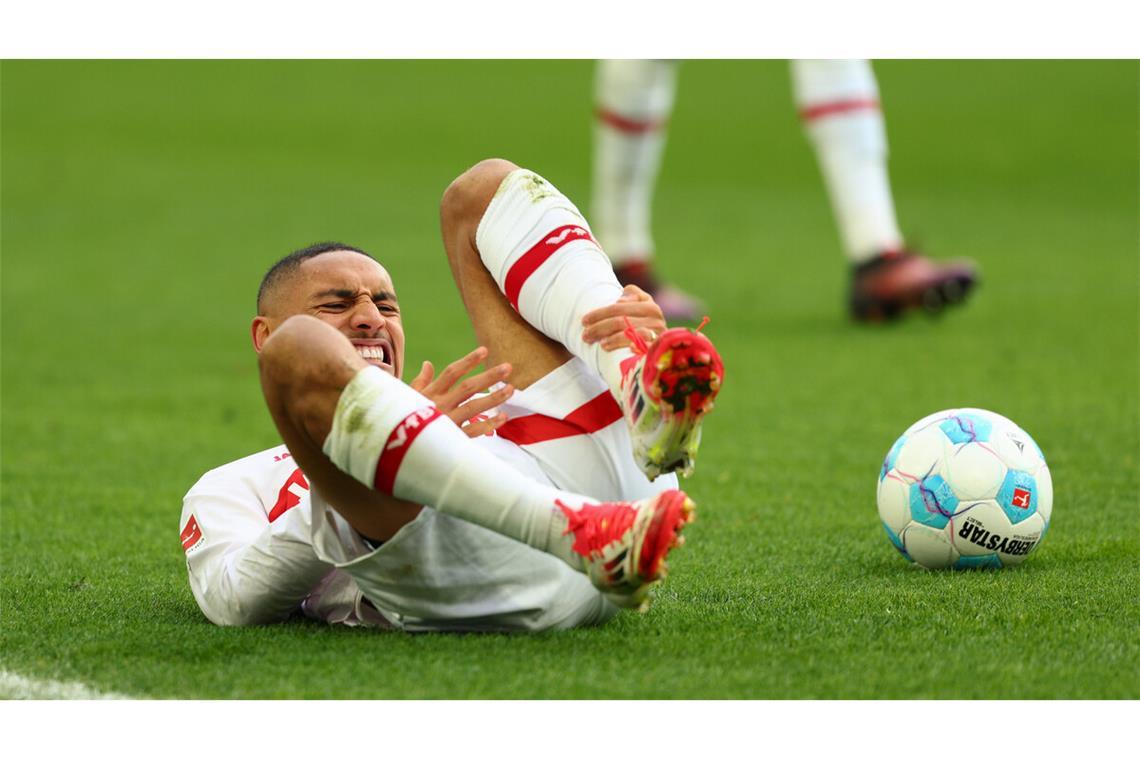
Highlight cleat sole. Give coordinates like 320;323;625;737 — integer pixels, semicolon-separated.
624;326;723;480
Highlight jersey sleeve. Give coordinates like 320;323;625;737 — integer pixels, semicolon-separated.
181;463;333;626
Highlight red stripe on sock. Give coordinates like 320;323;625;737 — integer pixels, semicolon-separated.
596;107;667;134
503;224;596;310
799;98;880;121
497;391;622;445
373;406;443;494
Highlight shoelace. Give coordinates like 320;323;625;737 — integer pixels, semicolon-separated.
621;315;712;356
622;316;650;356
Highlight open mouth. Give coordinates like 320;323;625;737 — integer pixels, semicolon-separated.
353;341;394;373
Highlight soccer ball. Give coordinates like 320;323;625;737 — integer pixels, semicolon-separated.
877;408;1052;569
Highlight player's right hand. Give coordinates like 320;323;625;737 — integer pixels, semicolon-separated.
409;346;514;438
581;284;666;351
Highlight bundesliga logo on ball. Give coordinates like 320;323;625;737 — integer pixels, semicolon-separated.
877;408;1053;569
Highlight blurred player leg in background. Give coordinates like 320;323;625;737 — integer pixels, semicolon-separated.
591;59;978;323
791;59;978;321
791;59;903;265
591;59;705;323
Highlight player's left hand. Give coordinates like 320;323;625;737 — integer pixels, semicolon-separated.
580;284;667;351
409;347;514;438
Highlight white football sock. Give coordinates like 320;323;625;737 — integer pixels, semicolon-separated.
476;168;633;399
322;366;594;569
591;59;678;267
791;59;904;264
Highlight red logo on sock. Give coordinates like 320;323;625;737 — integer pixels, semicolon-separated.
374;406;443;494
543;226;589;247
504;224;597;310
1011;487;1032;508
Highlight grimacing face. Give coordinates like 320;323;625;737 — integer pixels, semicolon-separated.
252;250;406;378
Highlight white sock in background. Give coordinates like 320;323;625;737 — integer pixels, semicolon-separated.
591;59;678;267
791;59;904;264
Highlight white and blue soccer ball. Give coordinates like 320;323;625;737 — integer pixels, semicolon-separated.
877;408;1052;569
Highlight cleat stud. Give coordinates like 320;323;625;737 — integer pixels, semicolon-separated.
941;279;965;304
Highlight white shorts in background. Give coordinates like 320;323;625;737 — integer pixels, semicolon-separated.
311;358;677;632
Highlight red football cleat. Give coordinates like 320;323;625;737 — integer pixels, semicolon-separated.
619;318;724;480
558;489;696;611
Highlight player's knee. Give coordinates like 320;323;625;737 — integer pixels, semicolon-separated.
440;158;518;231
258;315;332;389
258;316;349;437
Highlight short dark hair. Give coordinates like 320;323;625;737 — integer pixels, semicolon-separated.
256;241;377;314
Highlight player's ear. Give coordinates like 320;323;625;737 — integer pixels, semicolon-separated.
251;316;272;353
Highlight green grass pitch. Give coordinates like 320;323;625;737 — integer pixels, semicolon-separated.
1;60;1137;699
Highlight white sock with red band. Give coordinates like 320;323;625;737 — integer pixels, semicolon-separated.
791;59;904;264
475;168;632;398
591;59;678;267
321;365;592;568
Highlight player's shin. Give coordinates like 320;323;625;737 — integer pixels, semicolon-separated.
474;167;633;399
474;167;724;480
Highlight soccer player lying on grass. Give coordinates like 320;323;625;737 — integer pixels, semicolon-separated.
180;159;724;632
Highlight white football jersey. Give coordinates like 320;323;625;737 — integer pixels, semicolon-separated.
181;446;388;627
